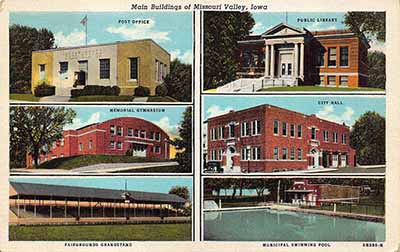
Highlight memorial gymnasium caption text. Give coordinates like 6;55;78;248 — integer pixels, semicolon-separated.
130;3;268;11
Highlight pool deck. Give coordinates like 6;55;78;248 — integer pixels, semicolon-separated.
204;204;384;223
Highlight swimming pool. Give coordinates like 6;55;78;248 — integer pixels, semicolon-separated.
203;208;385;241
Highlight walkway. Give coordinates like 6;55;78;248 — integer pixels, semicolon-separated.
70;161;179;173
132;97;149;102
39;96;70;102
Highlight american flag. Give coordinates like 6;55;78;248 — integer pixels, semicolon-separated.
80;15;88;26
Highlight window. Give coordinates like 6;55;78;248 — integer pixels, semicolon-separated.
89;140;93;150
328;76;336;86
216;149;223;160
154;146;161;153
140;130;146;138
59;62;68;80
288;63;292;75
241;148;251;160
290;124;295;137
311;127;316;140
252;120;261;135
130;57;138;80
339;76;348;86
39;64;45;80
110;125;115;135
290;148;295;160
273;120;279;135
282;122;287;136
319;75;325;85
134;129;139;137
241;122;249;137
328;47;337;67
333;132;338;143
282;148;287;160
110;141;115;149
149;132;155;140
342;134;347;144
297;125;302;138
117;142;123;150
241;148;246;160
229;123;235;138
210;128;216;140
252;147;261;160
317;47;325;66
217;127;224;139
128;128;133;136
297;148;302;160
340;46;349;67
117;126;123;136
99;59;110;79
155;132;161;141
273;147;279;160
323;130;329;142
79;143;83;151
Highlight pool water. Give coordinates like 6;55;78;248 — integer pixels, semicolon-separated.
204;208;385;241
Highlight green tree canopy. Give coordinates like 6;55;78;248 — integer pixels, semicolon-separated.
163;59;192;102
204;12;255;90
10;24;55;93
10;107;76;168
367;51;386;89
350;111;385;165
344;12;385;42
169;186;190;201
170;107;192;172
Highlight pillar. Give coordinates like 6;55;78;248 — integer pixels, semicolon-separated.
34;196;37;217
265;44;269;77
78;197;80;217
113;200;116;217
270;44;275;78
293;43;298;77
300;42;304;78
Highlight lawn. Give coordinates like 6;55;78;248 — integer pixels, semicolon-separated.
37;155;171;170
10;93;41;102
9;223;191;241
258;86;385;92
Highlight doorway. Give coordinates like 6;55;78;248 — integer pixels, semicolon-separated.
226;146;235;170
279;53;293;78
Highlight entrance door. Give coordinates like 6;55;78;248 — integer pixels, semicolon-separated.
131;143;147;157
332;154;339;167
279;53;293;78
311;149;319;169
78;60;88;85
340;154;347;167
226;147;235;170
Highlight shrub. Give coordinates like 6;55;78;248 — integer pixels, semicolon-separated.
70;85;120;98
10;80;30;94
155;84;168;97
134;86;150;97
34;82;55;97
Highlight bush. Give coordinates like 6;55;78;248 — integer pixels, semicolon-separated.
34;82;55;97
10;80;31;94
134;86;150;97
155;84;168;97
70;85;120;98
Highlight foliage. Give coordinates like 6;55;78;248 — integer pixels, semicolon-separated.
350;111;385;165
155;83;168;97
367;51;386;89
10;107;76;168
170;107;192;172
344;12;385;42
134;86;150;97
10;24;55;93
34;82;55;97
169;186;190;200
70;85;120;97
10;80;31;94
162;59;192;102
204;12;255;89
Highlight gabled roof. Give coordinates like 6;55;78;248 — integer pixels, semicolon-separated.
261;23;307;37
10;182;186;204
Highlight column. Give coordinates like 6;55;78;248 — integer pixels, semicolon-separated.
300;42;304;78
270;44;275;78
293;43;298;77
264;44;269;77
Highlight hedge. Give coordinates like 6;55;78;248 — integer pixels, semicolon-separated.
155;84;168;97
70;85;120;98
34;83;55;97
10;80;31;94
134;86;150;97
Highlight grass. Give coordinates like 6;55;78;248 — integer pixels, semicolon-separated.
9;223;191;241
69;95;132;102
10;93;41;102
258;86;385;92
37;155;171;170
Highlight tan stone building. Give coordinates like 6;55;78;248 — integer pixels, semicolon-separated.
31;39;170;96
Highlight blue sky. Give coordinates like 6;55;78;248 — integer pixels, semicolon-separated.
10;12;193;63
10;177;193;200
61;105;188;137
203;95;385;127
250;12;384;52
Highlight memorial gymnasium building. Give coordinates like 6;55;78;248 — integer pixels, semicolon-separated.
26;117;170;167
206;104;356;173
31;39;170;96
217;23;369;91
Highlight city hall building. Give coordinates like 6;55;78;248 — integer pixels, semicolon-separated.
218;23;369;91
26;117;170;166
206;104;356;173
31;39;170;96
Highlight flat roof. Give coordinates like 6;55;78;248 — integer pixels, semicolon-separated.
10;182;186;204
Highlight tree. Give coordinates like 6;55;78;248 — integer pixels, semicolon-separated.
10;107;76;168
170;107;192;172
344;12;385;42
204;12;255;90
169;186;190;201
350;111;385;165
367;51;386;89
10;24;55;93
162;59;192;102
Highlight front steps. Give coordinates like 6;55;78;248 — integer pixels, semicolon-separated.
216;77;299;92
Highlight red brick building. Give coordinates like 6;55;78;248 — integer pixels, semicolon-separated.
26;117;170;167
206;104;356;173
234;23;369;88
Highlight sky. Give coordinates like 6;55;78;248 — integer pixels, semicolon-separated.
10;12;193;63
60;105;188;138
10;177;193;200
203;95;385;127
250;12;385;52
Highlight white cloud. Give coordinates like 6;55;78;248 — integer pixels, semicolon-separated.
105;19;170;43
369;38;385;53
251;22;270;34
54;29;97;47
304;22;337;31
170;49;192;64
152;117;179;137
207;105;233;118
65;112;101;130
316;105;355;125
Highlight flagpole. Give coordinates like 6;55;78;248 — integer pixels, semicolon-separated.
85;15;88;45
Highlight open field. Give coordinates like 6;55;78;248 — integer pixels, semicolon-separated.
9;223;191;241
10;93;41;102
